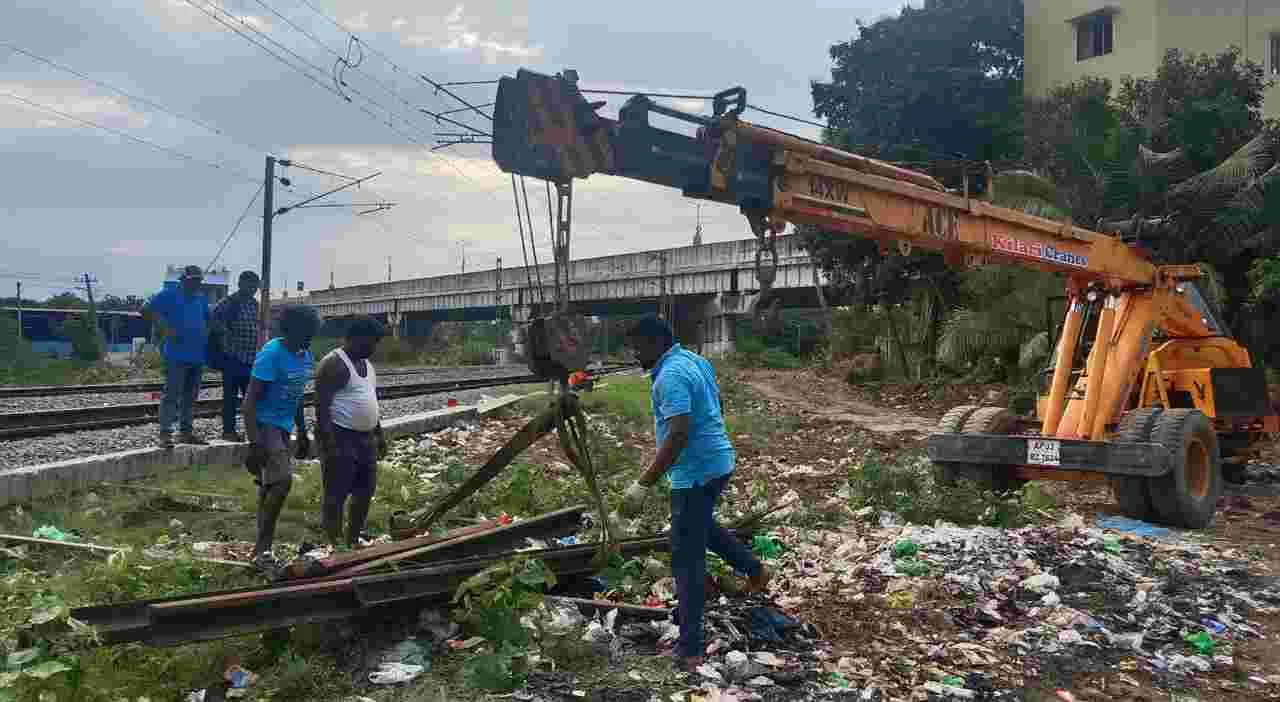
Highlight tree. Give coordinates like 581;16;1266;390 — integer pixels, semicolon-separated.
811;0;1024;161
42;292;85;309
58;313;102;362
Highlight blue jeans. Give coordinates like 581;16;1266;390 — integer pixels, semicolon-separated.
160;361;202;434
670;472;760;659
221;359;252;434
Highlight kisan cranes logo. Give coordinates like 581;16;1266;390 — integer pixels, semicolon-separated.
991;234;1089;268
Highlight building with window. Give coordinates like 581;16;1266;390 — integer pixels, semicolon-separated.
1025;1;1280;116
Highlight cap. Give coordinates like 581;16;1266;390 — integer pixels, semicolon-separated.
181;265;203;280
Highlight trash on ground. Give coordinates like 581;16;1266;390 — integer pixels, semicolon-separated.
1094;514;1173;540
368;661;425;684
31;525;78;542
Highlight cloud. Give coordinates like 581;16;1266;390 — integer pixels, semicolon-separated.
0;81;151;130
275;142;753;287
331;1;541;64
142;0;271;33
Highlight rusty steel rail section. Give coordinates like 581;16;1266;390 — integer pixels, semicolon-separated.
71;532;718;647
0;364;564;399
0;365;639;439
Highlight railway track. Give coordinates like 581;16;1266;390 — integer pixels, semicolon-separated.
0;364;515;399
0;366;636;440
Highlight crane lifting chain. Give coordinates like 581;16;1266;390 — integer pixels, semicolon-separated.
747;210;784;334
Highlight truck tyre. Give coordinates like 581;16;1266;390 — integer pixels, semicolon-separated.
931;405;979;486
1148;409;1222;529
961;407;1027;494
1111;408;1162;521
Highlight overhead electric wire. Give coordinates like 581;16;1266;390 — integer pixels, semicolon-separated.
420;74;492;121
185;0;492;193
745;104;828;130
2;42;281;157
208;182;265;270
578;87;714;100
249;0;425;121
0;91;258;182
281;159;357;180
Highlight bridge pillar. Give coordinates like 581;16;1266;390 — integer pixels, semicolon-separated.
693;293;747;357
509;304;532;360
387;311;403;338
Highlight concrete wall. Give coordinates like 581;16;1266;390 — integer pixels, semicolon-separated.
1025;0;1163;98
1026;0;1280;117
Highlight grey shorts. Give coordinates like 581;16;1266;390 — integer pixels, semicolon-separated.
259;425;294;485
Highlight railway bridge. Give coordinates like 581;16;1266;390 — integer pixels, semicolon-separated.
306;234;826;355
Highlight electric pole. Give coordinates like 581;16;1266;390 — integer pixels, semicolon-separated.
329;270;335;290
14;282;21;340
387;257;392;282
259;155;275;345
80;273;100;356
693;203;703;247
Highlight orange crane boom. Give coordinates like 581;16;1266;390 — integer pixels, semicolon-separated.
490;67;1276;529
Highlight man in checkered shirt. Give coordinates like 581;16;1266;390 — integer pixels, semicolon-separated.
211;271;261;441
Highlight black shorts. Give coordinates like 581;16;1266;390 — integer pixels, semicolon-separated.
324;425;378;499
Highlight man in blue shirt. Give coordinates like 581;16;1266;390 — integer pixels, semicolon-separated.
142;265;210;448
242;304;320;574
624;317;768;672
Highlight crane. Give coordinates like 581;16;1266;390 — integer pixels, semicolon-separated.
489;67;1279;529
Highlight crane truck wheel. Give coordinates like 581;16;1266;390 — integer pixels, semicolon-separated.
960;407;1027;495
1110;408;1163;521
931;405;980;486
1148;409;1222;529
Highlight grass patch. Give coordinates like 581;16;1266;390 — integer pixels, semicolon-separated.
0;374;759;700
847;453;1058;528
0;359;136;386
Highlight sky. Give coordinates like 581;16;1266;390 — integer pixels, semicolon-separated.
1;0;911;301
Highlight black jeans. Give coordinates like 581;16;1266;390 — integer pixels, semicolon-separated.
670;472;761;658
221;359;252;434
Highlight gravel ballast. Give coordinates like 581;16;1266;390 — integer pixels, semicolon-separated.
0;365;532;412
0;366;538;468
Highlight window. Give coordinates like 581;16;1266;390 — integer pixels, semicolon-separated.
1271;35;1280;76
1075;13;1114;61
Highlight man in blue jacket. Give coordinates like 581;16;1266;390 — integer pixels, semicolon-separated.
142;265;209;448
624;317;769;673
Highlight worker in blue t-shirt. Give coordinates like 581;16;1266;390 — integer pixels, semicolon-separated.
142;265;210;448
621;317;769;673
241;304;320;575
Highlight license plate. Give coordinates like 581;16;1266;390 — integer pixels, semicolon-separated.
1027;439;1061;467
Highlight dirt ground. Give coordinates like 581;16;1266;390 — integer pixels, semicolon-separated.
734;367;1280;702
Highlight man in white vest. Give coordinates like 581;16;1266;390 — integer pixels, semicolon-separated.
315;316;388;546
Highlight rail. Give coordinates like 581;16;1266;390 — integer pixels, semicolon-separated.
0;365;638;439
0;364;534;399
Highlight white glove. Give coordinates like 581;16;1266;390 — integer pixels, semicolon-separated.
620;481;648;517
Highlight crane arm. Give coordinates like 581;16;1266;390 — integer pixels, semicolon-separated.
491;68;1186;288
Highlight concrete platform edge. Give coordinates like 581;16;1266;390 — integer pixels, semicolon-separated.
0;405;479;506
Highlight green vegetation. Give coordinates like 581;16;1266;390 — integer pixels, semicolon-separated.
846;452;1055;529
808;2;1280;375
